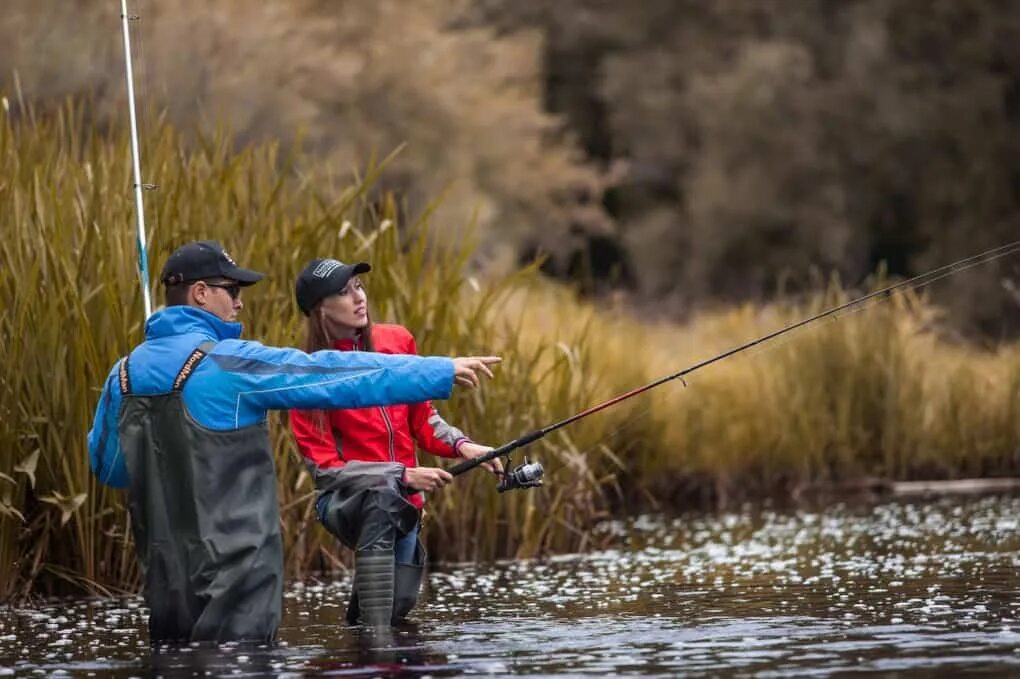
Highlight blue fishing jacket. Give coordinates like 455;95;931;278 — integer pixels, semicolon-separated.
87;305;454;488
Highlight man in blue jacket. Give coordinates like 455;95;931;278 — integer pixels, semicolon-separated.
87;240;499;643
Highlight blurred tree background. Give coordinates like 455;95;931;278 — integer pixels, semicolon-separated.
2;0;1018;336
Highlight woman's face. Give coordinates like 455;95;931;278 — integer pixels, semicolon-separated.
319;276;369;337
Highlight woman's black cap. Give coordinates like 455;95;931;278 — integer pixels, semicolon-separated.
295;258;371;315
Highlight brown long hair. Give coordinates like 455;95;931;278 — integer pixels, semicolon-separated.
299;302;375;431
302;303;375;353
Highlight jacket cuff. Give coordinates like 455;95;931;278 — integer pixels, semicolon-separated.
453;437;471;457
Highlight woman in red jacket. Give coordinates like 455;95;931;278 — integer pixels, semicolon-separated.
289;257;500;625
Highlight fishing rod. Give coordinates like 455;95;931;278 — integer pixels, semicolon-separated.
120;0;153;318
450;239;1020;491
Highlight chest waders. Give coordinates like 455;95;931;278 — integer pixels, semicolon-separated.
118;342;283;642
316;461;425;626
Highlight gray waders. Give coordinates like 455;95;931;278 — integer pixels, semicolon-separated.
348;536;426;626
316;461;424;626
118;342;283;643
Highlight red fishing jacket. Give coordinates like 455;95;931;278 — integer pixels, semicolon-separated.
289;324;467;508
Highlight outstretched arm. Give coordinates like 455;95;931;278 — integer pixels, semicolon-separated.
209;339;499;427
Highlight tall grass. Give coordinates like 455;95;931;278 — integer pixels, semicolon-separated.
1;100;1018;599
579;287;1020;505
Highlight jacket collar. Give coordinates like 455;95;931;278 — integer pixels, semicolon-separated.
144;305;244;342
334;336;359;351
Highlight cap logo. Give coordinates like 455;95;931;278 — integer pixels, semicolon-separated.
312;259;343;279
221;250;237;266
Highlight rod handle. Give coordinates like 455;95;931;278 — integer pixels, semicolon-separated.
449;429;545;476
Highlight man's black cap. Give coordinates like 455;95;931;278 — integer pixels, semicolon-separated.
295;258;371;315
160;240;264;286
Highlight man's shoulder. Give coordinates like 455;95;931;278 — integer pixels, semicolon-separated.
207;336;260;356
204;338;302;369
128;332;208;365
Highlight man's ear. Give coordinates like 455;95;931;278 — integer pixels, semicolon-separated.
189;281;208;307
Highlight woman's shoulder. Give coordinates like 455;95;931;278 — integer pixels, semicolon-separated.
370;323;416;350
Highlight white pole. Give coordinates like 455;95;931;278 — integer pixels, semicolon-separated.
120;0;153;318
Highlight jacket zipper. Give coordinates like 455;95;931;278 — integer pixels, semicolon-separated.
379;406;396;462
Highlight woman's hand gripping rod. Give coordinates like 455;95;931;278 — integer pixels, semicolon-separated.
449;431;546;492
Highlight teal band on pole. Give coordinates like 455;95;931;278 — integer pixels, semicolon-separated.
120;0;153;318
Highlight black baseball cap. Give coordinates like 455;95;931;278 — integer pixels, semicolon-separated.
295;258;371;315
160;240;264;286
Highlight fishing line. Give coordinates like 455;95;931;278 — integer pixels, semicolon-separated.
119;0;154;318
133;0;163;294
569;241;1020;462
453;239;1020;486
132;0;159;190
723;240;1020;368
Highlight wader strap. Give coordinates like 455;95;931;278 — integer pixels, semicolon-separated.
172;340;217;392
118;357;132;396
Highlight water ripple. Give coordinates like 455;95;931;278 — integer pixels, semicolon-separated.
1;496;1018;676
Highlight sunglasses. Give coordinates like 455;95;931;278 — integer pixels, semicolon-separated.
203;281;243;300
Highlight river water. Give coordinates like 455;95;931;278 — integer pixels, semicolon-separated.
1;495;1019;677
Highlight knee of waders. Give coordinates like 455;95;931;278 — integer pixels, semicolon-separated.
355;493;417;552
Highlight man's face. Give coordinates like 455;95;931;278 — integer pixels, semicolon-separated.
191;279;243;322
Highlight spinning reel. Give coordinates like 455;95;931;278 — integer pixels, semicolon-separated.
496;455;544;493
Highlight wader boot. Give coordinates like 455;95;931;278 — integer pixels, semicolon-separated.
392;539;426;624
346;499;399;627
346;535;426;626
351;551;395;626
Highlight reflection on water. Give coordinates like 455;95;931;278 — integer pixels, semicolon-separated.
2;496;1019;676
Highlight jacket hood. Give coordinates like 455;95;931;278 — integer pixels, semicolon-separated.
144;306;244;342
